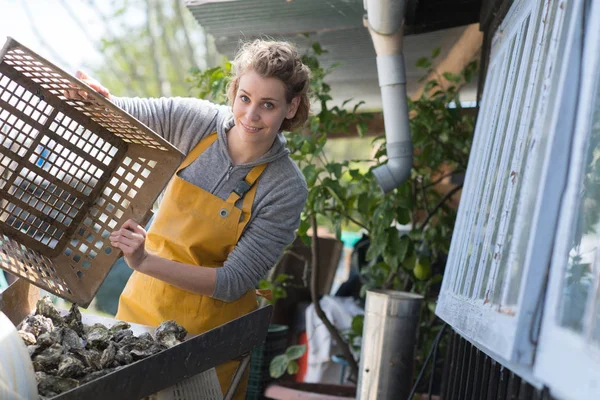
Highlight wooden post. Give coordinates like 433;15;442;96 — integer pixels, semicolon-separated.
0;278;40;326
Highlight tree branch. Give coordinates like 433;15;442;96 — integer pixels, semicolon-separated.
155;3;185;87
418;184;463;231
86;0;149;94
422;169;461;189
310;215;359;379
145;0;170;96
58;0;130;91
172;0;199;69
322;208;368;230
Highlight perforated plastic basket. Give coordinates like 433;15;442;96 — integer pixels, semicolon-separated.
0;37;183;307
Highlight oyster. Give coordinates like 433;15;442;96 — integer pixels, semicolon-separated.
72;348;103;371
138;332;154;342
57;354;85;378
32;343;64;372
36;327;63;349
100;342;118;369
19;314;54;338
20;308;188;397
35;296;64;325
154;320;187;348
64;303;84;336
113;328;133;343
86;323;112;350
114;347;134;365
121;337;166;361
18;330;37;345
61;326;85;352
36;372;79;398
109;320;131;333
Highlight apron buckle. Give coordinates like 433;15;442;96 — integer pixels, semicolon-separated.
219;208;229;218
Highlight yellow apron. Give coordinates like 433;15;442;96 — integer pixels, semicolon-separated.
116;132;267;398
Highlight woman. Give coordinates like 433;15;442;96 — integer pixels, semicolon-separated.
77;39;311;398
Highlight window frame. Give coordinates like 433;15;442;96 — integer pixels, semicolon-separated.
534;0;600;398
436;0;582;366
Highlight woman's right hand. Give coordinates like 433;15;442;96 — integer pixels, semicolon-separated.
65;70;111;100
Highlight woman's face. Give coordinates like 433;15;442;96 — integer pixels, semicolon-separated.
231;70;299;149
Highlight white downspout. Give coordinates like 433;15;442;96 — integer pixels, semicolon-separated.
364;0;413;194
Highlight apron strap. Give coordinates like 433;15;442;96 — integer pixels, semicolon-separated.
225;163;267;206
178;132;218;172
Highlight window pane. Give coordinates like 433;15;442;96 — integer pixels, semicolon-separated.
558;71;600;332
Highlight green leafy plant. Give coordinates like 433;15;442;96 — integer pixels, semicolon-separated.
269;344;307;379
258;273;292;305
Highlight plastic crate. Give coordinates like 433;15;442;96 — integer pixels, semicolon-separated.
0;37;183;307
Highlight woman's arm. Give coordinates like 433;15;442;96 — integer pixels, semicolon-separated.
109;219;217;296
73;70;230;153
138;254;218;296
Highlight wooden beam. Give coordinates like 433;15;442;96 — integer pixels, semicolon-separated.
326;108;477;139
410;23;483;101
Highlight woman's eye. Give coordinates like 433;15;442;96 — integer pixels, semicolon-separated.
263;102;274;109
240;95;250;102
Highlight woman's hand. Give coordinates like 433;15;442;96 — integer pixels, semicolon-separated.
65;70;111;100
110;219;149;271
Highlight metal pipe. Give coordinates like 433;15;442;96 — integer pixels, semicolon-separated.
223;353;252;400
364;0;414;194
357;289;423;400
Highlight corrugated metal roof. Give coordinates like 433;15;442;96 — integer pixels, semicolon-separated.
185;0;470;110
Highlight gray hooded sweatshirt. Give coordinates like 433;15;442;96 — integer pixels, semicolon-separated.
112;96;308;302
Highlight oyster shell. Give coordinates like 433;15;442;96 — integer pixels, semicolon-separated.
114;347;134;365
61;326;85;352
20;308;188;397
113;328;133;343
64;303;84;336
19;314;54;338
100;341;118;369
18;330;37;345
109;320;131;333
72;348;103;371
138;332;154;342
32;343;64;372
57;354;85;378
37;327;63;349
35;296;64;325
154;320;187;348
36;371;79;398
121;338;166;361
27;344;41;358
86;323;112;350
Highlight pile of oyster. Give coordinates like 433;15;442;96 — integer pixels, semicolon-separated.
17;296;187;398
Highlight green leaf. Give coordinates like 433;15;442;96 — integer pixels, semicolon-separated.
442;72;460;83
269;354;289;378
303;165;318;187
326;163;343;179
285;344;307;360
397;234;410;262
431;47;441;59
351;315;364;335
416;57;432;69
312;42;324;55
287;360;300;375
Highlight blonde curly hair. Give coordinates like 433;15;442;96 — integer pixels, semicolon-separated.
227;39;311;131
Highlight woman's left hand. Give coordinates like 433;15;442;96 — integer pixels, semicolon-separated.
110;219;149;271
